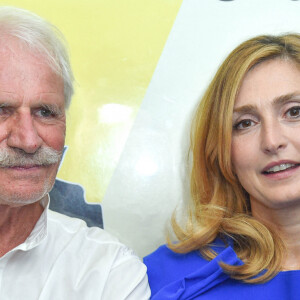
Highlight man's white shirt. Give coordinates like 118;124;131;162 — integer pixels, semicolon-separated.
0;196;150;299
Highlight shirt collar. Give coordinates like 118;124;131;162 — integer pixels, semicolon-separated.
12;194;49;252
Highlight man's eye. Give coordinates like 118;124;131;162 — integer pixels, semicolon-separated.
233;119;255;130
0;106;10;117
37;108;54;118
286;106;300;118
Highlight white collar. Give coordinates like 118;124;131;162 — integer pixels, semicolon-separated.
7;195;49;254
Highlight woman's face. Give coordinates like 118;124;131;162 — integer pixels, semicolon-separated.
231;58;300;216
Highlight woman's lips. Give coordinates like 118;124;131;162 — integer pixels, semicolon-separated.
262;161;300;179
262;160;300;173
263;163;298;174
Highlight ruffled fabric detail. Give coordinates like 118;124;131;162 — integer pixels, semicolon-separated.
152;246;243;299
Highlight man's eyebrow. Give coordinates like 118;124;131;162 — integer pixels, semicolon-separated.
0;102;11;107
34;102;65;114
0;102;17;109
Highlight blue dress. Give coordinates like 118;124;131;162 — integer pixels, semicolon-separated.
144;240;300;299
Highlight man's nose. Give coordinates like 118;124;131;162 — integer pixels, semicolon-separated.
260;120;287;155
6;112;42;153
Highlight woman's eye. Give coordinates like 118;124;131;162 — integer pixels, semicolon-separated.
286;106;300;118
233;119;255;130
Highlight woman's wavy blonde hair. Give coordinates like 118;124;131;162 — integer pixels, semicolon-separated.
169;34;300;283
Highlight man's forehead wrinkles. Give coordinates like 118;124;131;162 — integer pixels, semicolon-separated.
0;90;62;97
0;90;18;96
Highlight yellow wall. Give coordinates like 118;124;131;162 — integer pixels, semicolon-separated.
2;0;183;203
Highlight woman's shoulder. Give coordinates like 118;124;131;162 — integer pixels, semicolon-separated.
144;239;243;299
144;244;210;295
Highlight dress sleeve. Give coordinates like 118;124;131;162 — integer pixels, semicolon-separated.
101;245;151;300
145;246;243;299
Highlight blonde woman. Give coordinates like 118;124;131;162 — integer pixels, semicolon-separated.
144;34;300;299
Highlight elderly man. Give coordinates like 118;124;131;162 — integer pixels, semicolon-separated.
0;6;150;299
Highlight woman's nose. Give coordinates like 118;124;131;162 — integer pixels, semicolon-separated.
6;112;42;154
260;121;287;155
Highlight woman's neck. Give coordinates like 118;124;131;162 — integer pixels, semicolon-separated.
251;200;300;270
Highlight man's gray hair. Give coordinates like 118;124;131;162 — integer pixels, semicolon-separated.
0;6;74;108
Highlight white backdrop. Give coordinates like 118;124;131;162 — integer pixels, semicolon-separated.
102;0;300;257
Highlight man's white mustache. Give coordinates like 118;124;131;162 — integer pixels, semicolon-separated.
0;147;62;167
